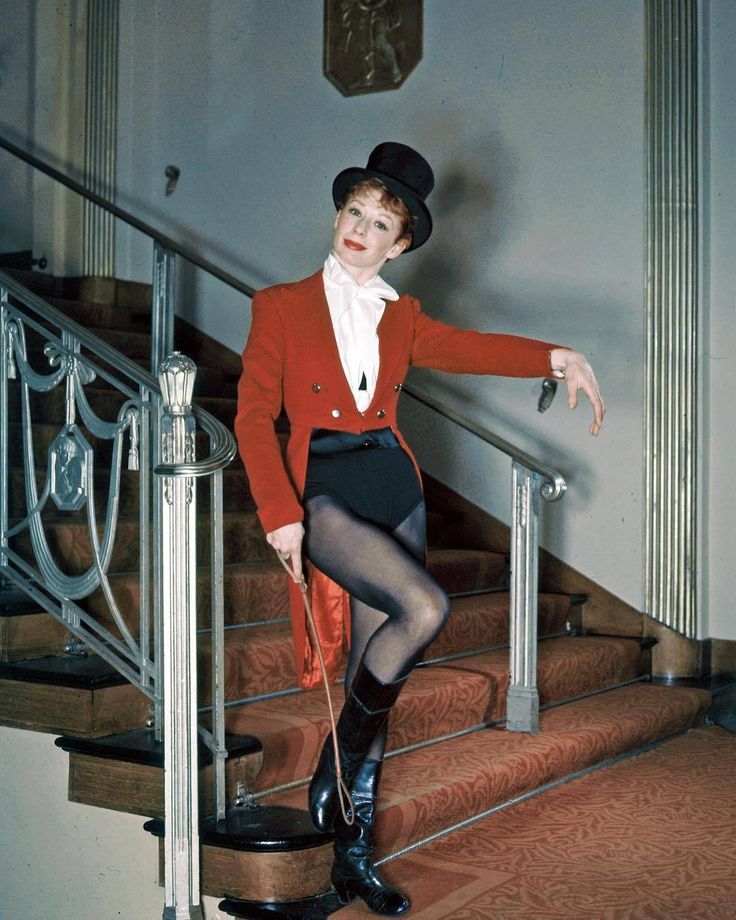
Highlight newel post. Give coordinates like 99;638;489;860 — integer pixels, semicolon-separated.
158;352;204;920
507;462;540;733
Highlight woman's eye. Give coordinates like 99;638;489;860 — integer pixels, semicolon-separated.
375;221;388;232
349;207;361;217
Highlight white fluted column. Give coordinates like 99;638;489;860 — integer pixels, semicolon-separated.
644;0;699;637
82;0;119;277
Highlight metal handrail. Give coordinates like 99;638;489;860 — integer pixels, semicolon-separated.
0;134;255;300
402;383;566;501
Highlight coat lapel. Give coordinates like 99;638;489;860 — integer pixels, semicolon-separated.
296;270;407;412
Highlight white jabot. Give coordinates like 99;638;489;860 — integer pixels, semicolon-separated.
322;252;399;412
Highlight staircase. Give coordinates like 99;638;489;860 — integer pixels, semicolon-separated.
0;267;712;918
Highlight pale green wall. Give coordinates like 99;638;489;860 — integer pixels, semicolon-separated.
702;0;736;642
0;726;226;919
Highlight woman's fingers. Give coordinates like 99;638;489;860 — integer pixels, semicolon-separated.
266;522;305;580
566;371;605;436
551;349;605;437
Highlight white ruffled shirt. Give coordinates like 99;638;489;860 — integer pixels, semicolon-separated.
322;252;399;412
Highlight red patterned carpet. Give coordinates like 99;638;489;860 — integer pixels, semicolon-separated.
334;725;736;920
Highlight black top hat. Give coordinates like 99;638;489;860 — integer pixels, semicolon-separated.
332;142;434;251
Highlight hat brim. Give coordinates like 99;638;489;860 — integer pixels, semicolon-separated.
332;167;432;252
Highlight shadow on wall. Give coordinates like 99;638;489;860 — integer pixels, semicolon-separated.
394;132;632;512
399;133;518;328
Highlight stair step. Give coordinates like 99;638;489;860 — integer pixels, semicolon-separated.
1;266;57;295
10;510;271;573
426;548;506;594
0;654;150;737
65;561;290;651
56;276;152;313
145;806;335;904
424;590;571;661
195;682;711;905
366;683;710;860
224;635;648;790
200;569;518;704
0;606;70;662
44;295;133;330
55;729;262;818
7;463;251;519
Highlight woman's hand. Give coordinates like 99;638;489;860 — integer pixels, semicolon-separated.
549;348;606;437
266;522;305;580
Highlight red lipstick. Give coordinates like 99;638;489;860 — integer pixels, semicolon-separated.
344;238;367;251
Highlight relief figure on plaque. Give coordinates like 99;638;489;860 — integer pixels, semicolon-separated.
341;0;403;89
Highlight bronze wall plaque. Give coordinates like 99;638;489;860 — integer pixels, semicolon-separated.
324;0;423;97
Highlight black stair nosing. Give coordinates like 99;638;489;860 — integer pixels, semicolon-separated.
55;727;261;767
218;891;341;920
144;804;329;852
0;654;129;689
581;631;657;650
653;673;736;694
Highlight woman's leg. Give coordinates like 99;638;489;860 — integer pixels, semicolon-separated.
344;501;428;762
305;495;448;833
305;495;447;687
306;500;430;915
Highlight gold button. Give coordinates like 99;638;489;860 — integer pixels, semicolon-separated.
331;408;341;419
376;409;386;418
312;383;321;393
394;383;402;392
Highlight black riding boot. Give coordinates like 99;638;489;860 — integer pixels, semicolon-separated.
332;758;411;915
308;661;407;833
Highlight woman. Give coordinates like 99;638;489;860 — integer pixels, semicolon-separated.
235;142;604;916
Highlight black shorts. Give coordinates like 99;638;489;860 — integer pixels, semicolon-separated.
303;428;423;532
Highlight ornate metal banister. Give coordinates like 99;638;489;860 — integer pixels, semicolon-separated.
1;269;234;920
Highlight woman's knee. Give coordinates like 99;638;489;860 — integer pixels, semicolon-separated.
408;582;450;646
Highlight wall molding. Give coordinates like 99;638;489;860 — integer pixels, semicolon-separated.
82;0;119;277
644;0;699;637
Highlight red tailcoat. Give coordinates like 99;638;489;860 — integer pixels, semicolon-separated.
235;270;558;688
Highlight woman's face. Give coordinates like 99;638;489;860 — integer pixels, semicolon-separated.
332;188;407;282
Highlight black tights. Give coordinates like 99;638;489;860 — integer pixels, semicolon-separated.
303;496;450;760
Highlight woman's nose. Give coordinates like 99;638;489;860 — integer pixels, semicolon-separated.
354;216;368;235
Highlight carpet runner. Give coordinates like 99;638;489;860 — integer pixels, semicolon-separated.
332;725;736;919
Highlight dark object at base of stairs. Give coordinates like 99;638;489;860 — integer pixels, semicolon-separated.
146;805;335;902
219;891;342;920
654;673;736;733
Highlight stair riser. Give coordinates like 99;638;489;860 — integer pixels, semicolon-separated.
7;466;254;520
10;512;272;573
66;749;263;818
0;612;69;662
199;843;334;903
0;678;150;737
